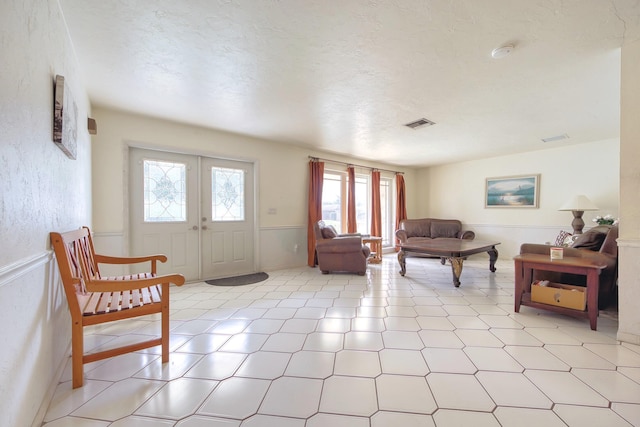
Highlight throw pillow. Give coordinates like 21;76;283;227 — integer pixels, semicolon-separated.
322;226;337;239
554;230;572;247
571;230;606;251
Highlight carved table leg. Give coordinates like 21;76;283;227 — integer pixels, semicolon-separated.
449;257;463;287
398;250;407;276
488;246;499;272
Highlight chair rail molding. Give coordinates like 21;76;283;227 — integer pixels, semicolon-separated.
0;251;53;288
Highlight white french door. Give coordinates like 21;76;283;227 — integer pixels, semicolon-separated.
129;147;255;281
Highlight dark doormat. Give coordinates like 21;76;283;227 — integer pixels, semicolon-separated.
205;272;269;286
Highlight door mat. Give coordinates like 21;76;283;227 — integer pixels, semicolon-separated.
205;272;269;286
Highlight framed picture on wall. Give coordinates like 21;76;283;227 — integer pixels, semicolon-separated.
52;75;78;159
485;174;539;208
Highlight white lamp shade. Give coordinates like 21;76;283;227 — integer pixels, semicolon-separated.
559;195;599;211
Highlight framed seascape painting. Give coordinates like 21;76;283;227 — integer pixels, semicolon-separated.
485;174;539;208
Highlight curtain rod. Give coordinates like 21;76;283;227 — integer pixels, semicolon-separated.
308;156;404;175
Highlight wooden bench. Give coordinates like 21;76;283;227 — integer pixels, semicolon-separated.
50;226;185;388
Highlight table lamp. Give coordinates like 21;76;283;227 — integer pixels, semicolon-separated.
559;195;598;234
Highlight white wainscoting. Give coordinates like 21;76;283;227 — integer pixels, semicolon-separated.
259;226;308;271
617;239;640;345
94;228;310;277
0;251;70;427
93;231;127;277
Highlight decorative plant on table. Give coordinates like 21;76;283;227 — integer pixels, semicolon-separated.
593;214;618;226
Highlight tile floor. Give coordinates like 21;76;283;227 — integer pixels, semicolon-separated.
42;255;640;426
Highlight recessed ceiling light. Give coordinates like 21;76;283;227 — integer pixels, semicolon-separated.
491;44;514;59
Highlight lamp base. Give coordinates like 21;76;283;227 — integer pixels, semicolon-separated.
571;210;585;234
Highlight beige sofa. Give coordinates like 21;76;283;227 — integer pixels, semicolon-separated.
395;218;475;245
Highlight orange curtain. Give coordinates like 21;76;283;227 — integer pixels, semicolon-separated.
371;170;381;237
307;160;324;266
395;173;407;250
347;165;357;233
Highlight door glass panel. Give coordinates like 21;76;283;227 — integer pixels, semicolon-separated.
211;166;245;221
143;159;186;222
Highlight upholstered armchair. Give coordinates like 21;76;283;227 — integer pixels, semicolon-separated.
313;221;370;275
519;225;618;309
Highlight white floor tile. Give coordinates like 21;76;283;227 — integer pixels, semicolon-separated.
544;344;616;369
185;352;246;380
319;376;378;416
176;333;230;354
42;257;629;427
476;371;552;408
553;404;634;427
493;407;567;427
219;333;269;353
427;373;495;411
136;378;218;419
432;409;500;426
259;377;323;418
235;351;291;379
306;413;370;427
261;332;306;352
524;370;610;407
334;350;381;377
380;348;430;375
571;368;640;403
503;346;569;371
177;415;241;426
376;374;437;414
421;348;476;374
71;378;165;421
285;351;335;379
198;377;270;419
371;411;435;427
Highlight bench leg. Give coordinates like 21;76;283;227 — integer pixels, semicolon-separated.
72;320;84;389
161;284;170;363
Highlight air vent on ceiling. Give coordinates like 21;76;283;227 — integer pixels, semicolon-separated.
541;133;569;143
404;118;436;129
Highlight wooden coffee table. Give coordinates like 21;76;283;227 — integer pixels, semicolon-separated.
398;239;500;287
513;253;606;330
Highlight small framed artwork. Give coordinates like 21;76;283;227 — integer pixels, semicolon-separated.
485;174;539;208
53;75;78;159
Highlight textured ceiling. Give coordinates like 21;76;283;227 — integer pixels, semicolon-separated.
59;0;640;167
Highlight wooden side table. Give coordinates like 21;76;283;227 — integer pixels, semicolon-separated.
513;253;606;330
362;236;383;264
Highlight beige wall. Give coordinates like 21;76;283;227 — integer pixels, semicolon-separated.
415;139;620;258
91;107;417;271
0;1;92;425
618;39;640;344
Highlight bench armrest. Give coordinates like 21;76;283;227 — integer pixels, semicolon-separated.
94;254;168;274
85;273;185;292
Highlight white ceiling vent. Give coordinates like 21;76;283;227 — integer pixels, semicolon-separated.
404;118;436;129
